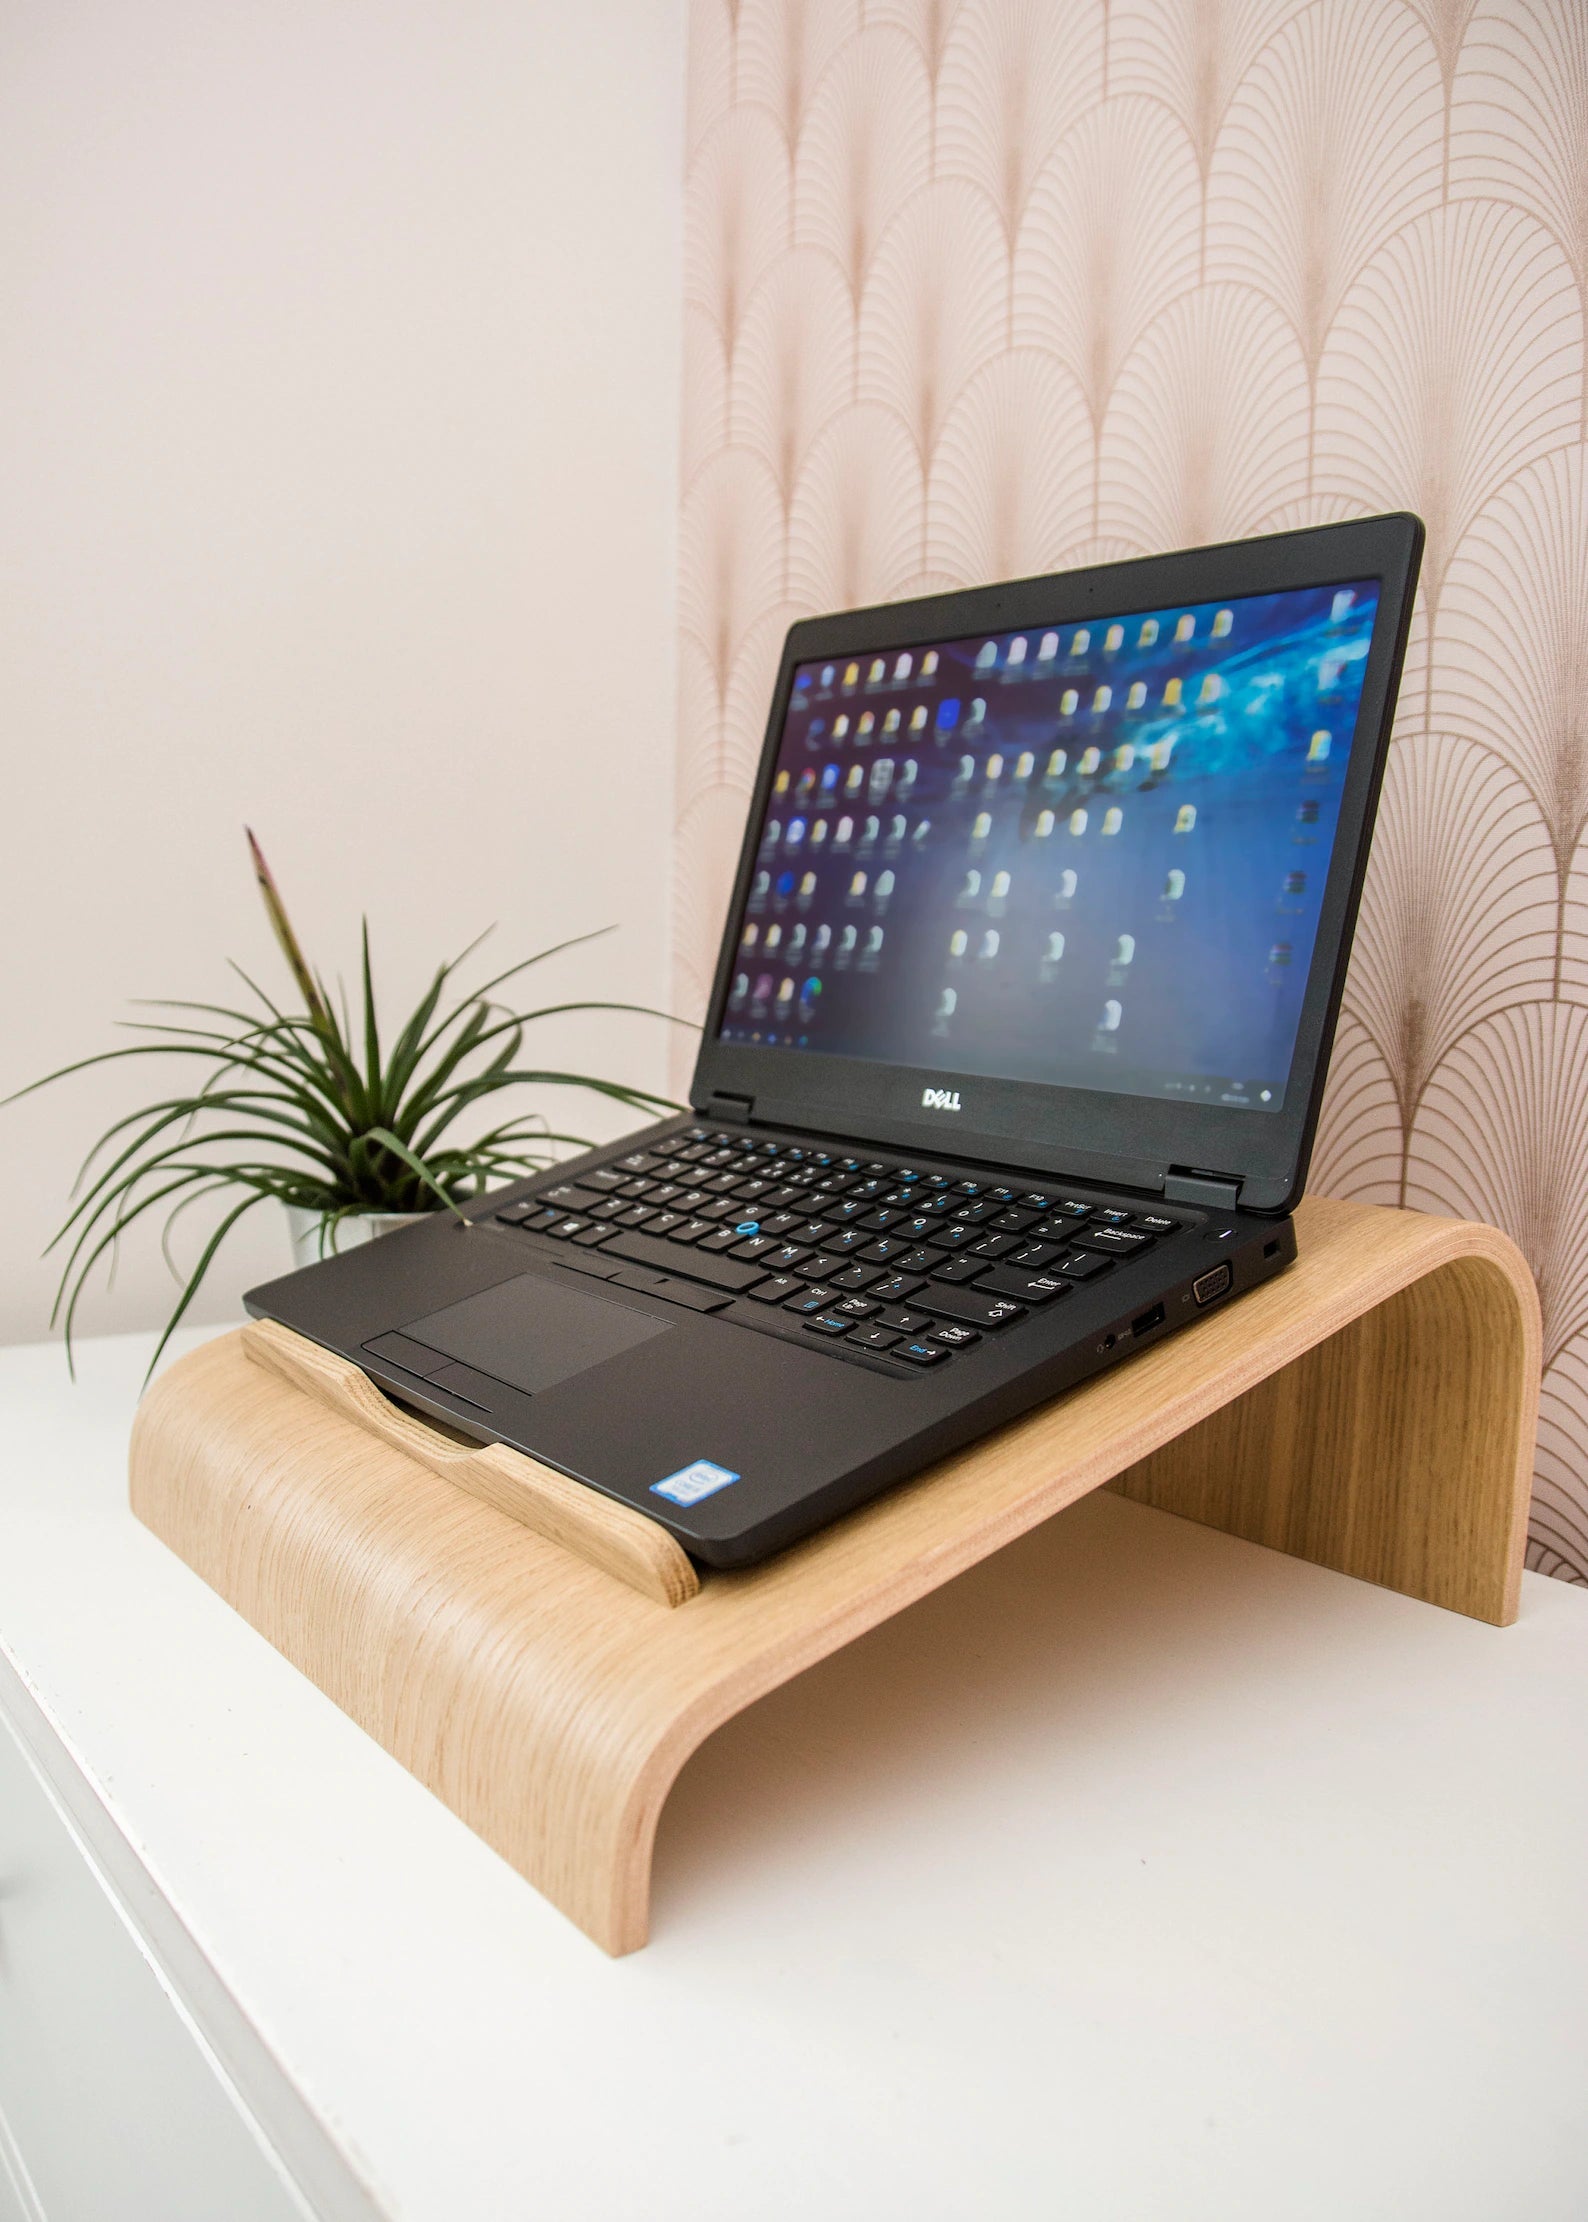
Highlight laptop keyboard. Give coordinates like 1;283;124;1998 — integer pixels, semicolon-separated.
487;1126;1187;1377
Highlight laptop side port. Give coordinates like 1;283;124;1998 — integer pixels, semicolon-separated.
1193;1262;1233;1306
1131;1302;1166;1337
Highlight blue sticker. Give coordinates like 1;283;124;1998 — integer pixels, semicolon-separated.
652;1459;741;1507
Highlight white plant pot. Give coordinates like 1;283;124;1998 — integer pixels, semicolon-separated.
284;1204;429;1273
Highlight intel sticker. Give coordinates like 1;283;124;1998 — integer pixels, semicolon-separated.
652;1459;741;1507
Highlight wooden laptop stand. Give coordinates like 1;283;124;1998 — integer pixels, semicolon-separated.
130;1197;1539;1955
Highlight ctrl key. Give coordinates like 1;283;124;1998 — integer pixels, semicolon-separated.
893;1339;948;1367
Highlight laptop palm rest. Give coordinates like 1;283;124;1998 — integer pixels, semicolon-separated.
401;1274;670;1399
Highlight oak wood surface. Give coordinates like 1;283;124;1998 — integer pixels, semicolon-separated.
240;1316;699;1609
129;1197;1539;1955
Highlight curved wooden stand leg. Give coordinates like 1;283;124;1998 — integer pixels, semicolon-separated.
1111;1252;1537;1625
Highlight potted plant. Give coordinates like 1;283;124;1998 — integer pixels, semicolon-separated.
9;832;678;1373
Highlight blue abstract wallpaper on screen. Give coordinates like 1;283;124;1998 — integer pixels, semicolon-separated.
721;578;1381;1114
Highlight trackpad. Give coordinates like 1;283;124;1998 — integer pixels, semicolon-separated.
402;1273;670;1397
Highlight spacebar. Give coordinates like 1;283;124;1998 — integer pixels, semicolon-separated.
599;1230;761;1292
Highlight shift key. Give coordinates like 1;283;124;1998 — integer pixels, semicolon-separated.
603;1228;761;1292
918;1285;1028;1330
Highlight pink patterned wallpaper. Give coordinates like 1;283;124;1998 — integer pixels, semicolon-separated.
676;0;1588;1582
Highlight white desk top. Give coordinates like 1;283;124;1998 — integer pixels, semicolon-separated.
2;1327;1586;2222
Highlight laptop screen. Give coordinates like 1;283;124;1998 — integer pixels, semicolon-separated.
718;578;1382;1115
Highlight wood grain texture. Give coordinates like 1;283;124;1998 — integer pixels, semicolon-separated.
130;1198;1539;1955
239;1318;698;1609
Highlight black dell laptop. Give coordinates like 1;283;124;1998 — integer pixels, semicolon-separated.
247;515;1423;1566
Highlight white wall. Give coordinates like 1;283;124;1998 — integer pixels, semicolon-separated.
0;1;686;1346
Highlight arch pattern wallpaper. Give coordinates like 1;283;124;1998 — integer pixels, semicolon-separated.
677;0;1588;1582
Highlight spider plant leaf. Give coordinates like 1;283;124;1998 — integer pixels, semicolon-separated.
361;921;382;1094
143;1186;274;1382
67;1098;341;1217
358;1127;470;1222
54;1166;216;1370
388;929;616;1100
246;830;334;1037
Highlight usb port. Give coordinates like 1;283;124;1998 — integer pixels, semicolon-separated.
1193;1263;1232;1306
1131;1302;1166;1337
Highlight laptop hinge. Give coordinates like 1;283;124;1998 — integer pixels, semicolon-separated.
1164;1167;1243;1211
706;1091;754;1125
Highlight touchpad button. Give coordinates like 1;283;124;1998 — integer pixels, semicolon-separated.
401;1272;669;1397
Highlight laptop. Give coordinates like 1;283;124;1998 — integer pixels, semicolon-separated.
247;515;1423;1567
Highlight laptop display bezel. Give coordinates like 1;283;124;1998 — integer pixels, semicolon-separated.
689;514;1424;1212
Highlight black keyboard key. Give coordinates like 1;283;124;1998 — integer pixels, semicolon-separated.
804;1312;853;1338
825;1200;870;1224
1059;1251;1112;1281
968;1233;1020;1260
878;1307;931;1333
848;1324;901;1352
829;1262;886;1290
758;1212;804;1237
891;1248;936;1274
1050;1199;1093;1220
729;1234;778;1260
1018;1193;1053;1211
494;1200;538;1225
827;1227;874;1254
894;1339;948;1366
615;1202;658;1227
582;1169;629;1192
666;1217;716;1244
930;1255;987;1283
978;1270;1071;1306
868;1273;925;1305
543;1214;591;1240
858;1206;913;1233
988;1208;1039;1233
602;1229;761;1291
797;1252;846;1281
764;1243;812;1272
859;1235;913;1263
543;1182;599;1210
832;1294;881;1318
878;1217;939;1245
696;1228;744;1253
919;1286;1027;1330
794;1220;837;1245
1096;1207;1134;1226
747;1274;802;1303
1074;1227;1154;1255
644;1210;685;1236
616;1151;667;1173
933;1224;982;1251
784;1285;838;1314
949;1199;997;1224
930;1322;980;1348
1009;1241;1060;1269
1136;1214;1178;1235
572;1223;613;1248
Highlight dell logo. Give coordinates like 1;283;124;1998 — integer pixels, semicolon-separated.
921;1086;962;1112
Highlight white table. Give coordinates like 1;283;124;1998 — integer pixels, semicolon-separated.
2;1328;1585;2222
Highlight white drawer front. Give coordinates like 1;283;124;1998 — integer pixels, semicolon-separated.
0;1701;312;2222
